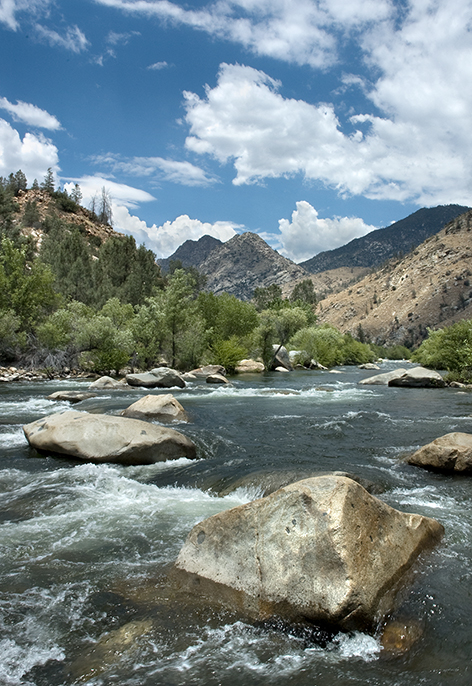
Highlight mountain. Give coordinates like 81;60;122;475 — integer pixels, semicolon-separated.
198;232;308;300
156;234;222;272
316;209;472;347
300;205;470;273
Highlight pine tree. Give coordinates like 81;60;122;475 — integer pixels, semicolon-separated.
41;168;55;194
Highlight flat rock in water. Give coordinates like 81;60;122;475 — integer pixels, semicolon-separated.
406;432;472;472
126;367;185;389
23;410;197;464
359;369;408;385
388;367;445;388
122;393;188;422
175;475;443;631
47;391;98;403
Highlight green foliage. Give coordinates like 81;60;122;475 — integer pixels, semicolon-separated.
254;306;309;368
0;310;25;361
0;237;58;330
411;320;472;372
211;336;248;373
253;284;284;311
22;200;41;228
290;279;317;306
289;324;375;367
197;292;259;346
41;168;55;194
52;189;79;213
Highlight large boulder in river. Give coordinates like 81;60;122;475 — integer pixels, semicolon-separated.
175;475;443;631
47;391;97;403
122;394;188;422
406;432;472;473
388;366;445;388
126;367;185;389
188;365;226;379
359;368;408;385
271;345;292;371
23;411;197;464
235;359;265;373
88;375;123;389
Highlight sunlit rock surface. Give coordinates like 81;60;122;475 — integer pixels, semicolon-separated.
175;475;443;631
406;432;472;472
23;411;197;464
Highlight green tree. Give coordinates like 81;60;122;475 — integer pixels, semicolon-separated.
254;306;308;368
411;320;472;373
253;283;284;311
0;237;58;330
41;168;55;194
290;279;317;306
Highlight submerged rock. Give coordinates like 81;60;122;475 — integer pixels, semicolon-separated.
122;393;188;422
406;432;472;473
175;475;443;631
23;411;197;464
47;391;98;403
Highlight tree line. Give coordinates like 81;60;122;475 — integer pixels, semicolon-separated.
10;168;469;377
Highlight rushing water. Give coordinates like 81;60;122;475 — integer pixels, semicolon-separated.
1;362;472;686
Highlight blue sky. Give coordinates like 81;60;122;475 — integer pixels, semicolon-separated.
1;0;471;262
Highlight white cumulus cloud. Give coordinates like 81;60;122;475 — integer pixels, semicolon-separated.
63;175;156;209
112;207;239;258
183;60;472;205
278;201;377;262
0;96;61;130
0;118;59;183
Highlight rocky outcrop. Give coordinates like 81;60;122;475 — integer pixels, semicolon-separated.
388;367;445;387
271;345;292;371
175;475;443;631
199;232;307;301
121;394;188;422
23;411;197;464
406;432;472;472
126;368;186;389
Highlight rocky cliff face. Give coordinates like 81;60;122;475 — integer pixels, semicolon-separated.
316;210;472;347
156;234;222;272
300;205;470;273
199;232;307;300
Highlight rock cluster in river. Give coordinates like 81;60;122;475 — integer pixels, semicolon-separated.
175;475;444;631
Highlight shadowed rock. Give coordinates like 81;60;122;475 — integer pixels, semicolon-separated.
175;475;443;632
388;367;445;388
47;391;98;403
359;369;408;385
23;411;196;464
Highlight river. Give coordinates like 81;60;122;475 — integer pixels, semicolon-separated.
1;362;471;685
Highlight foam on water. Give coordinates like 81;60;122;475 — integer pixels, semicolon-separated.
0;427;28;449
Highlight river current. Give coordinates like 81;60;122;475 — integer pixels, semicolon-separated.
1;362;471;685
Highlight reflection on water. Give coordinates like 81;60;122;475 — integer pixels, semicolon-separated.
1;363;472;685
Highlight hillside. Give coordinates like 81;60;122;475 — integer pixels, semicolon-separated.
300;205;469;273
316;210;472;347
156;234;222;272
12;188;121;249
199;232;308;300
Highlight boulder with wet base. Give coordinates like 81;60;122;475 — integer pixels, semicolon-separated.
174;475;443;632
23;410;197;464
